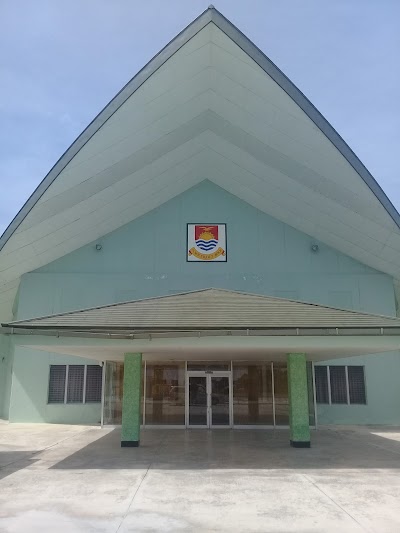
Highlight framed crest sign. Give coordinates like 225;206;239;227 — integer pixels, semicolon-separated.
187;224;227;262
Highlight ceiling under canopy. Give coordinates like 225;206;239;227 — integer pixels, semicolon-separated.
1;6;399;321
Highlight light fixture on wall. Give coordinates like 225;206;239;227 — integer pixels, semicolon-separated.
95;243;103;251
311;244;319;253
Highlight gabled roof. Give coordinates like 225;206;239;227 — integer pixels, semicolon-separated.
4;288;400;331
1;6;400;321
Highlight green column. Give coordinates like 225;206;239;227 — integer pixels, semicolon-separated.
287;353;311;448
121;353;142;447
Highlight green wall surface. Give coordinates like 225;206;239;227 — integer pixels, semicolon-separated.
7;181;400;425
0;334;12;419
31;181;394;317
316;352;400;425
9;346;101;424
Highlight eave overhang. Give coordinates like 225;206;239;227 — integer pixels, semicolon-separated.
3;327;400;339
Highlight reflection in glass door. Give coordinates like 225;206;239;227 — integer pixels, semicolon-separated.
187;373;232;428
188;376;208;426
211;376;230;426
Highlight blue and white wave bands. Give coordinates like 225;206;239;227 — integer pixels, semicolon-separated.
196;239;218;251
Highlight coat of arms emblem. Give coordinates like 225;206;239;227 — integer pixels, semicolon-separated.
187;224;227;262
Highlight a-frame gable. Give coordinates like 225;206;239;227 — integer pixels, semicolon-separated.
0;6;399;322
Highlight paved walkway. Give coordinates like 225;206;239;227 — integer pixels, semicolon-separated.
1;424;400;532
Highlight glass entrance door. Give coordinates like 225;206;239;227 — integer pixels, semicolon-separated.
187;372;231;428
188;375;208;426
211;376;230;426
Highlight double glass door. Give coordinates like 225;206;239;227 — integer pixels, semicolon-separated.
187;372;231;427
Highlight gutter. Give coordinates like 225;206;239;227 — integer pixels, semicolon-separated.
2;326;400;339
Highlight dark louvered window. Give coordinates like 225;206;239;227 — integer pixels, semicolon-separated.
48;365;66;403
49;364;103;404
329;366;347;404
85;365;103;403
348;366;366;404
66;365;85;403
315;365;366;406
314;366;329;404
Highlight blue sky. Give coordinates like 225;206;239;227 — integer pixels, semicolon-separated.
1;0;399;235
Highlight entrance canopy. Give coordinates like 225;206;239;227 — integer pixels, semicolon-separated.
3;289;400;362
5;288;400;331
0;7;400;323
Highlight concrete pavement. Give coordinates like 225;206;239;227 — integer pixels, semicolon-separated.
1;423;400;532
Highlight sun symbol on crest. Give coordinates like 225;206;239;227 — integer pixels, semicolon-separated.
199;227;215;241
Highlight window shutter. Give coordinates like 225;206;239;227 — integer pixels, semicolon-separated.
348;366;366;404
85;365;103;403
66;365;84;403
329;366;347;404
48;365;66;403
314;366;329;404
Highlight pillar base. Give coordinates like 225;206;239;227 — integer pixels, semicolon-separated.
290;440;310;448
121;441;139;448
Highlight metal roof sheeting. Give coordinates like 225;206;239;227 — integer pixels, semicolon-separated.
5;289;400;331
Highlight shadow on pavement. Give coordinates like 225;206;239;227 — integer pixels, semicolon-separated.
50;427;400;470
0;452;39;481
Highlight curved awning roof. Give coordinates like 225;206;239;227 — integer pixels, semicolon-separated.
1;7;400;321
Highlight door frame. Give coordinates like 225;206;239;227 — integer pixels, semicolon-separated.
186;371;233;428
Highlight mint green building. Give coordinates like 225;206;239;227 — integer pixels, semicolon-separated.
1;7;400;447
